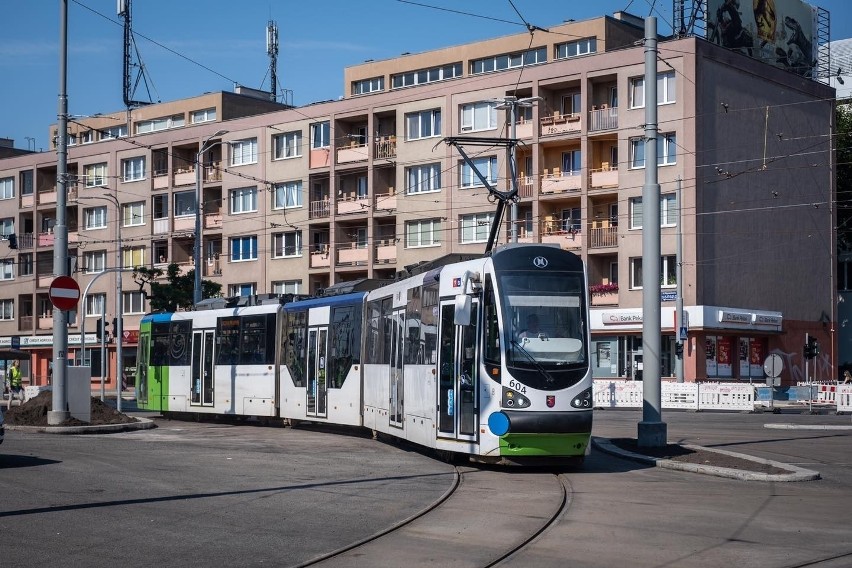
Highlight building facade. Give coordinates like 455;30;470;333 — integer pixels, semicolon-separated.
0;12;835;391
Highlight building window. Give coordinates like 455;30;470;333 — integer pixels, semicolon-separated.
562;149;582;174
0;259;14;280
122;246;145;269
19;253;33;276
122;156;146;181
81;130;94;144
352;76;384;95
311;122;330;149
0;218;12;237
231;138;258;166
272;131;302;159
555;37;596;59
101;125;127;140
406;109;441;140
460;156;498;188
229;283;256;297
470;47;546;75
230;236;258;262
460;101;497;132
629;194;678;229
273;280;301;295
391;63;462;89
122;201;145;226
406;163;441;194
230;187;258;214
629;133;677;169
0;299;13;320
273;231;302;258
460;212;494;244
191;108;216;123
84;206;107;230
20;171;33;196
406;219;441;248
561;208;581;232
84;251;107;274
84;163;107;187
174;191;195;217
135;114;185;134
273;181;303;209
629;255;677;289
85;293;107;316
122;291;146;314
0;177;15;200
629;71;676;109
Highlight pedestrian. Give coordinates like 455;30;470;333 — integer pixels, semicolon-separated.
9;360;23;401
844;370;852;384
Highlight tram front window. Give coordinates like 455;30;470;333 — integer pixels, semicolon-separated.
500;273;588;390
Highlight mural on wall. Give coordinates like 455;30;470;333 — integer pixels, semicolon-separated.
706;0;819;76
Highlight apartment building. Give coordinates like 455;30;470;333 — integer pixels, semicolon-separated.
0;12;835;390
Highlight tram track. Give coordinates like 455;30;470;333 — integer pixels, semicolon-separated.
293;466;571;568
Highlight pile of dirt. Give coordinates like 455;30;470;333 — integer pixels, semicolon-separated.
609;438;790;475
5;391;138;427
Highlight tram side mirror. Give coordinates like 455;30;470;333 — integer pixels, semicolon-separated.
454;294;471;326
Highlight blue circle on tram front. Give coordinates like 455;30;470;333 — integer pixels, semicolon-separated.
488;411;510;436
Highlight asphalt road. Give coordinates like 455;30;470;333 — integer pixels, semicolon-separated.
1;409;851;568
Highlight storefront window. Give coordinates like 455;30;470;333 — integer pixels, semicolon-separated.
707;335;765;379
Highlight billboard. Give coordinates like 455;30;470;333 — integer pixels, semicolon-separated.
706;0;819;76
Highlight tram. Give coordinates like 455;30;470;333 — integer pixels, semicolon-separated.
136;244;593;464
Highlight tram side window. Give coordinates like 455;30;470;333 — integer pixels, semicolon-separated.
483;276;500;365
151;322;172;366
240;314;276;365
381;296;393;365
366;300;382;364
421;284;438;365
284;310;307;387
405;287;423;364
329;304;362;388
216;316;241;365
169;321;192;366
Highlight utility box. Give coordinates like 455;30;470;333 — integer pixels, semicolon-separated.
68;366;92;423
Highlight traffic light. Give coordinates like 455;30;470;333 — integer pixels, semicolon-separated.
95;318;104;340
803;337;819;360
675;342;684;358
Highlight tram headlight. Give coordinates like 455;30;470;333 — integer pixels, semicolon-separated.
570;387;593;409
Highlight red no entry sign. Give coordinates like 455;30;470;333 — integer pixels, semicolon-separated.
49;276;81;311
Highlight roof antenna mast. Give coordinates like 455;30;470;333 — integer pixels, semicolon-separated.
118;0;157;109
267;20;279;102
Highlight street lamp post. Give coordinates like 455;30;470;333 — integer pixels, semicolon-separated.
194;130;228;306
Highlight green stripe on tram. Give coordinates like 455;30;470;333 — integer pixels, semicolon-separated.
499;432;590;457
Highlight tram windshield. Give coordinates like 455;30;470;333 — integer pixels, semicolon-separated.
500;272;588;390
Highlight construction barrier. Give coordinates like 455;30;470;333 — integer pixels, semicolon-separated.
593;380;753;411
837;384;852;413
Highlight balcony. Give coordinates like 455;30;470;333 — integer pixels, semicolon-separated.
204;255;222;277
590;163;618;189
38;232;54;247
374;240;397;264
204;162;223;183
337;142;368;164
540;111;581;136
38;315;53;330
541;169;581;194
374;136;397;160
16;233;35;250
22;193;35;208
38;190;57;205
153;218;171;234
337;194;369;215
541;219;581;250
374;189;396;212
509;221;534;243
588;225;618;248
310;200;331;219
518;175;534;198
590;287;619;306
515;118;534;139
336;243;368;266
18;315;33;333
204;211;222;230
310;246;330;268
153;170;169;190
173;216;194;232
589;106;618;132
174;166;195;187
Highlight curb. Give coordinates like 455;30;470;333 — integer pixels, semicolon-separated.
764;423;852;430
592;436;821;482
5;416;157;435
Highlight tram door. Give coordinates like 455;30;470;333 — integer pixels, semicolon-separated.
437;300;479;440
137;334;149;405
389;309;405;428
306;327;328;417
191;330;215;406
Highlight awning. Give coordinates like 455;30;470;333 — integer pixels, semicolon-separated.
0;348;30;360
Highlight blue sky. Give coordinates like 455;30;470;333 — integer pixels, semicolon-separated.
2;0;851;151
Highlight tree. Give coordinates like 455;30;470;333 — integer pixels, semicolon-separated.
132;263;222;312
836;103;852;252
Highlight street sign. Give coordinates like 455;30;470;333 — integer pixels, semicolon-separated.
10;335;20;349
49;276;81;311
763;354;783;378
679;326;688;341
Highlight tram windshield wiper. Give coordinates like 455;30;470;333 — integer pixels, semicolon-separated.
510;339;557;384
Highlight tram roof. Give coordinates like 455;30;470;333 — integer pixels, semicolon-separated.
284;291;367;311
